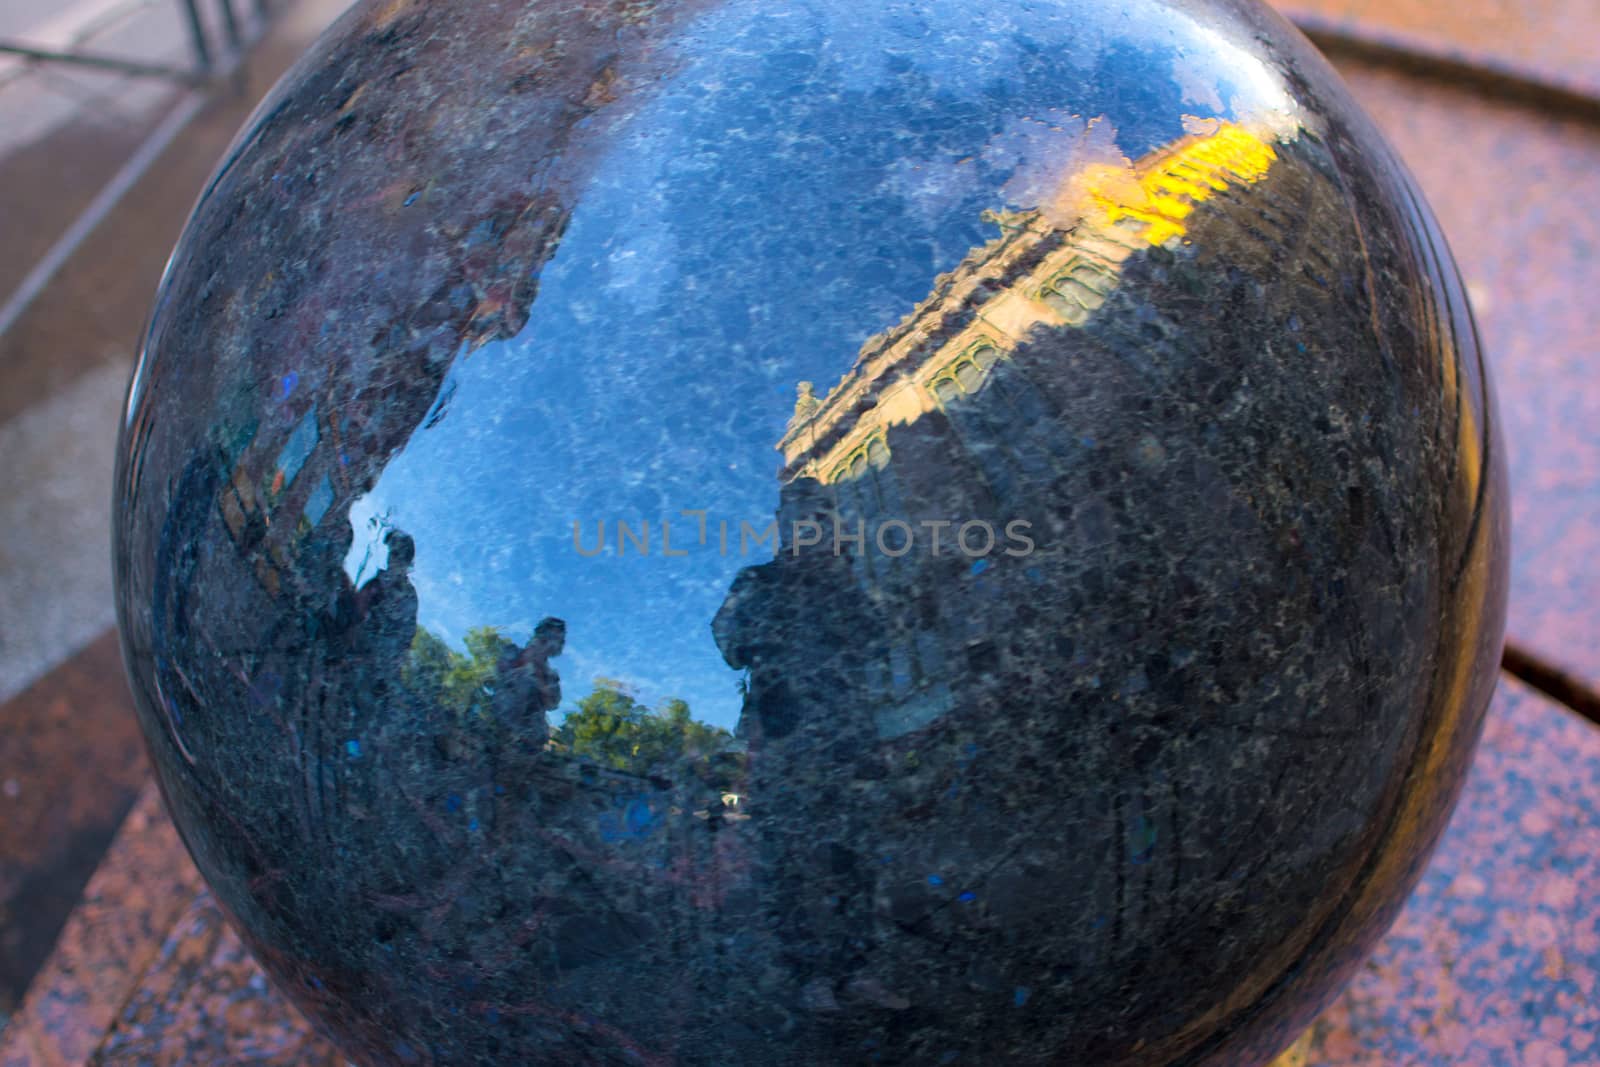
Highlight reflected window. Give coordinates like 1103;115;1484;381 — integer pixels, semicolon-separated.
303;474;335;528
1041;290;1084;323
1042;267;1105;325
273;405;320;493
865;658;891;699
954;359;982;392
1070;262;1106;288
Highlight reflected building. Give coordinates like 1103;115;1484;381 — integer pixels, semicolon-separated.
139;195;576;939
208;230;546;608
734;120;1287;744
709;116;1464;1059
777;121;1281;487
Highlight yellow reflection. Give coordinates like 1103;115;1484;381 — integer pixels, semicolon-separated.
779;121;1284;486
1268;1028;1315;1067
1084;122;1278;246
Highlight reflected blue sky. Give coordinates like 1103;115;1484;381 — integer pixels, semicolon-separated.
342;0;1297;729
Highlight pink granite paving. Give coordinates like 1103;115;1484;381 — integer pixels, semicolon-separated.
91;891;341;1066
0;784;341;1066
0;786;202;1067
1282;0;1600;102
1304;676;1600;1064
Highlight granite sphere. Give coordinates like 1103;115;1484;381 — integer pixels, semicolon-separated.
112;0;1509;1063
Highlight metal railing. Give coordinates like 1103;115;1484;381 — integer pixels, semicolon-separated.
0;0;276;85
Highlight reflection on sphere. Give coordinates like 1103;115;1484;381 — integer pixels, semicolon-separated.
112;1;1508;1064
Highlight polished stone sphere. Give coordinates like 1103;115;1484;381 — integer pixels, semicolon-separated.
112;0;1508;1062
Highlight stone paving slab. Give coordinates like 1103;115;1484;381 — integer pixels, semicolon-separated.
0;632;145;1018
1283;0;1600;104
1304;677;1600;1063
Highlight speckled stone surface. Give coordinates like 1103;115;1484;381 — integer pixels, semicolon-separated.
1283;0;1600;101
0;785;203;1067
1328;59;1600;693
0;633;146;1017
92;890;343;1067
0;783;342;1067
110;0;1508;1064
1303;676;1600;1064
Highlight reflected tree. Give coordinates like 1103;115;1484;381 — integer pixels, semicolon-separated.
403;624;517;721
555;678;736;779
401;630;740;788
